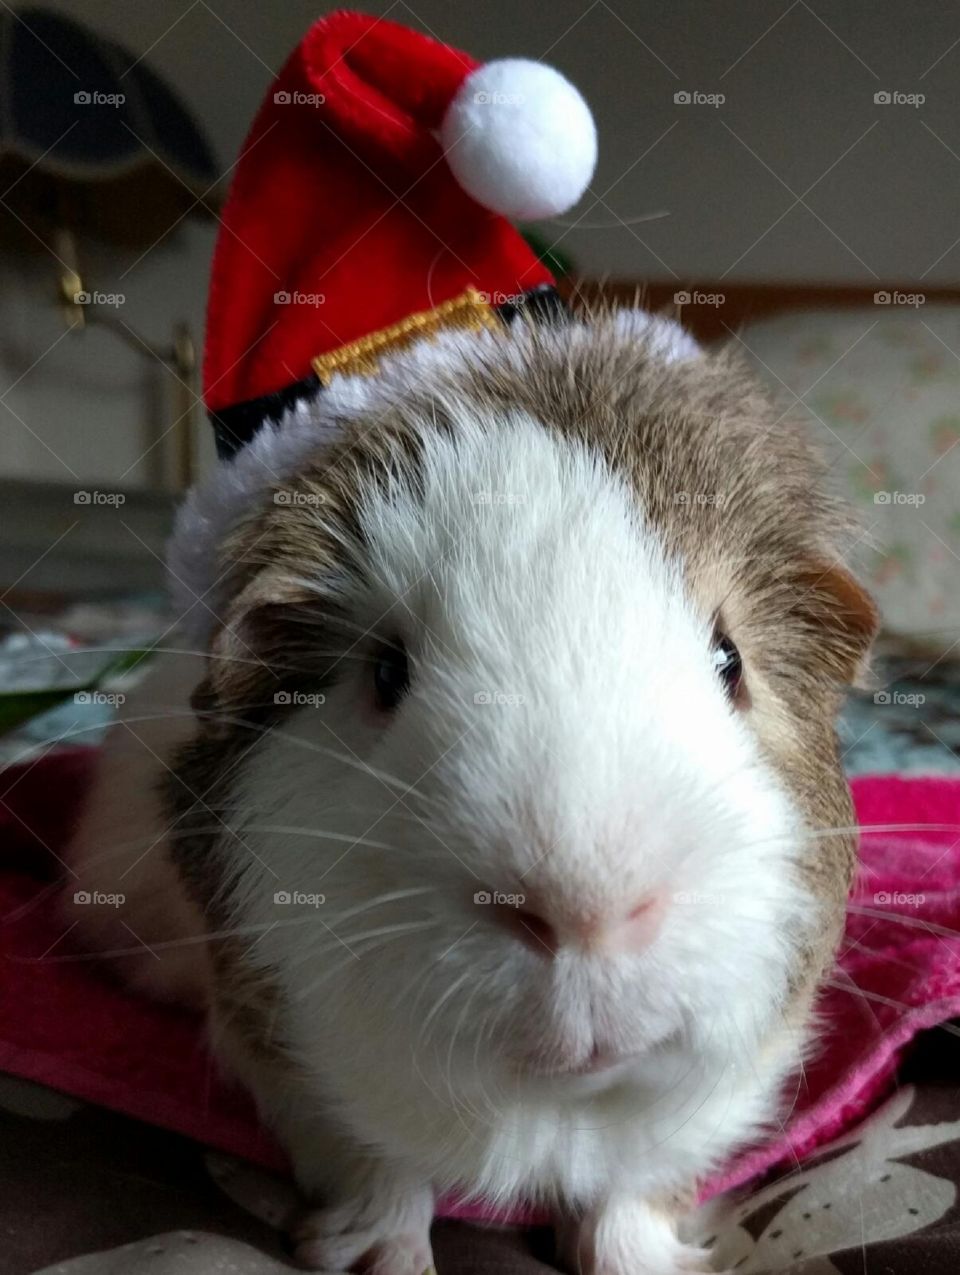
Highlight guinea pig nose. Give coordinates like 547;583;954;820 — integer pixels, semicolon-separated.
493;896;660;957
495;904;559;957
602;894;662;953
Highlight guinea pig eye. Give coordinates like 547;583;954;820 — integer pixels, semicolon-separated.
373;639;409;711
712;631;743;701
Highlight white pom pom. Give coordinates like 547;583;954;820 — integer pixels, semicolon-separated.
439;58;596;221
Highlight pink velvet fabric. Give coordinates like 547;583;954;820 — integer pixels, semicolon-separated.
1;750;958;1217
705;773;960;1200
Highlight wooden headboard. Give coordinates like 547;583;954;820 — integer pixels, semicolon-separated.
563;281;960;344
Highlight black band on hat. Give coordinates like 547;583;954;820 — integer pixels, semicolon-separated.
210;370;322;460
209;285;567;461
495;282;567;326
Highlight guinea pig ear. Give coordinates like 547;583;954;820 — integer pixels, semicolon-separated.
790;559;879;688
190;588;355;731
188;606;282;733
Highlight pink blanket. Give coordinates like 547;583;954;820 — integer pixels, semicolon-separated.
1;749;958;1217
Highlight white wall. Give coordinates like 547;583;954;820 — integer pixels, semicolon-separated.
3;0;958;489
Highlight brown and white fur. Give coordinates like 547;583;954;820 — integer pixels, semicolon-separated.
65;307;877;1274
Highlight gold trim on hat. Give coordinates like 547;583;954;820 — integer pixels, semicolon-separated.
311;286;500;387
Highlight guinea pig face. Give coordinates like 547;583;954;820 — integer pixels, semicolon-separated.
226;410;819;1097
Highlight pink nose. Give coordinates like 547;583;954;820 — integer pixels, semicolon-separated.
495;896;659;957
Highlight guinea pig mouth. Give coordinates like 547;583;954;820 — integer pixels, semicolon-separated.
523;1045;645;1081
516;1022;686;1084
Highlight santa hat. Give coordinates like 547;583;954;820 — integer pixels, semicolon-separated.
202;9;598;458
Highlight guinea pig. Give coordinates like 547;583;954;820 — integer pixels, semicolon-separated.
64;304;877;1275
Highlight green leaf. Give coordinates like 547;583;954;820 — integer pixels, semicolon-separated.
519;228;574;278
0;647;154;738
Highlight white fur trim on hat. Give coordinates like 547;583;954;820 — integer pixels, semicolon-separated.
439;59;597;220
169;312;697;639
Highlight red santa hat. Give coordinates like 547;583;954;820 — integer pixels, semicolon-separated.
202;9;597;456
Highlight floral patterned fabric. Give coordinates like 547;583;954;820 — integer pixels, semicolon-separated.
4;1054;960;1275
733;306;960;650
